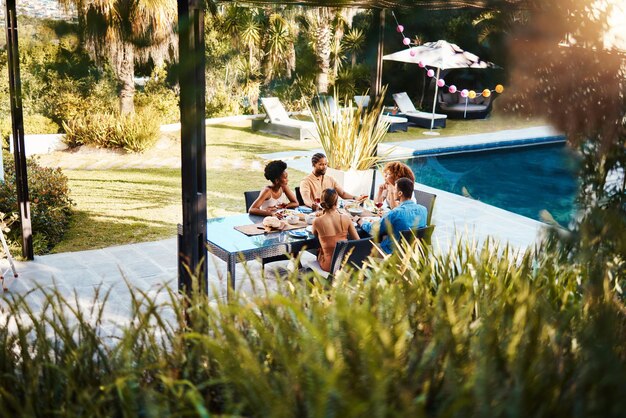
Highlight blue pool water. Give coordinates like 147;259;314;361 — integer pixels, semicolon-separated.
403;143;581;225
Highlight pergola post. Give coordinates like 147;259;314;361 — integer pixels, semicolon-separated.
4;0;34;260
372;8;385;99
177;0;207;294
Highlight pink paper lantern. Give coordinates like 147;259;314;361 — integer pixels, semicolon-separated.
448;85;457;93
409;48;416;57
426;69;435;78
460;89;469;98
437;79;445;88
418;61;425;68
402;37;411;46
396;25;404;33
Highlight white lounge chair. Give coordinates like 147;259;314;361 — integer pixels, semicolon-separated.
392;92;447;129
354;95;409;133
251;97;318;141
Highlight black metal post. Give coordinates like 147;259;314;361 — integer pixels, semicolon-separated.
371;8;385;99
177;0;207;294
4;0;34;260
370;9;385;200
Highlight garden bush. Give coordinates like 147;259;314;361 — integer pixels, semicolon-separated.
62;109;160;153
1;238;624;417
0;151;73;254
134;67;180;124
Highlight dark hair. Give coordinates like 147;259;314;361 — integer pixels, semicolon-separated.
311;153;326;166
395;177;414;198
320;188;338;212
264;160;287;183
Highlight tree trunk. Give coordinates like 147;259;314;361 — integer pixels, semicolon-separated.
314;23;331;93
118;41;135;115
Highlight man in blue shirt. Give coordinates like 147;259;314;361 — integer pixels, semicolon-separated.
357;177;428;254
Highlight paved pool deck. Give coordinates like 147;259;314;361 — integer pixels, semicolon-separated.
1;125;559;318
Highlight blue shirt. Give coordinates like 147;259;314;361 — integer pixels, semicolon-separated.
361;200;428;254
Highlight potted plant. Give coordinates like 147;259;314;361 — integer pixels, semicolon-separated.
309;88;390;197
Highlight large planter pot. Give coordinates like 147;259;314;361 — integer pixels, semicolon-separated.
326;167;375;198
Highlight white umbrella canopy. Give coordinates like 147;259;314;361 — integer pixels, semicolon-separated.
383;40;498;132
382;40;498;70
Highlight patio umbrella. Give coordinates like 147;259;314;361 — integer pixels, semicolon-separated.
383;40;498;133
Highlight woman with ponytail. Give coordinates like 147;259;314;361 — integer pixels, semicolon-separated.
311;188;359;272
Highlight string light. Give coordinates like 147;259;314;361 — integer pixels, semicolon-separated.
390;11;504;100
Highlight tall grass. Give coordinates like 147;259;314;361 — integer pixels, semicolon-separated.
1;238;625;417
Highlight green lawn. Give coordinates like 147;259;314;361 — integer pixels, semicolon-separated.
48;115;546;253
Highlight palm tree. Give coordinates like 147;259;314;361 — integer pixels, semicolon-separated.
299;7;358;93
58;0;177;115
343;27;365;68
262;12;296;83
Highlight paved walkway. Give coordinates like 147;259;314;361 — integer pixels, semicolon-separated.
1;126;555;319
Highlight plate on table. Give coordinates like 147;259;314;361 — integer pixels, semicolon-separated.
360;216;381;223
288;230;308;239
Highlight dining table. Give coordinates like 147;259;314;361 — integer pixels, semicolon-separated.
205;213;319;291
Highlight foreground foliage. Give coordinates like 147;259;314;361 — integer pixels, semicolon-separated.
1;238;624;417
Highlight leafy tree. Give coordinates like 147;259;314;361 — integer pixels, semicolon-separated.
58;0;177;115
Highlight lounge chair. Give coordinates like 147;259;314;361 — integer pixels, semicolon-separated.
251;97;318;141
354;95;409;133
392;92;447;129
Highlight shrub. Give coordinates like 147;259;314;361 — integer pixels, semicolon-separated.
62;109;160;153
42;76;117;127
1;238;625;416
0;151;73;254
135;67;180;124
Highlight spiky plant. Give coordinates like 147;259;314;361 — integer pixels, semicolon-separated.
310;89;390;171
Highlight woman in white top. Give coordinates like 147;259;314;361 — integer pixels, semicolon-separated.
249;160;299;216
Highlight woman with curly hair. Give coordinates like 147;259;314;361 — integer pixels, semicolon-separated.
374;162;415;209
249;160;299;216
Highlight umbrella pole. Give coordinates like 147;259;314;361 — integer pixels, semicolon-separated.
424;67;441;136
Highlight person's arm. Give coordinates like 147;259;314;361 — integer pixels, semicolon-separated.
334;179;368;202
249;187;275;216
282;185;299;209
347;220;359;240
386;184;399;209
299;178;314;208
374;183;388;205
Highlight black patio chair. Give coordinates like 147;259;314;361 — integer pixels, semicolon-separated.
244;190;261;212
413;189;436;226
328;237;376;276
399;225;436;247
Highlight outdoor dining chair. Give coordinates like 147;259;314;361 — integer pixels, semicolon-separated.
414;189;437;225
295;186;305;206
399;225;436;247
244;190;261;212
303;236;376;280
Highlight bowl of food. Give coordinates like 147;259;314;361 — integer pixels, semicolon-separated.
347;206;364;216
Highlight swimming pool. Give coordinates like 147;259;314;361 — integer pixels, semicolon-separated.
402;143;580;225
